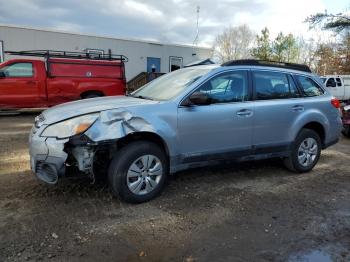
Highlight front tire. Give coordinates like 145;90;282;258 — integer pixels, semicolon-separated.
108;141;168;203
283;129;321;173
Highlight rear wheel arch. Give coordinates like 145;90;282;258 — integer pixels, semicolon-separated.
284;128;322;172
299;121;326;146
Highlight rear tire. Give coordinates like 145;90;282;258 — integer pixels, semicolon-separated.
82;93;103;99
283;129;321;173
108;141;168;203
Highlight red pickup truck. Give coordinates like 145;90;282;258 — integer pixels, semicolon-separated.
0;50;127;109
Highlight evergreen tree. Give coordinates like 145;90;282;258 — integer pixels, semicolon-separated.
251;27;272;60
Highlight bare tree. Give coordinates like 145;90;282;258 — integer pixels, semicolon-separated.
213;24;254;63
296;37;317;66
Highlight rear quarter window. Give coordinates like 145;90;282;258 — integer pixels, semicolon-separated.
296;75;324;97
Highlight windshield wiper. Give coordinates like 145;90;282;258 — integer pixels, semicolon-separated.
128;94;154;100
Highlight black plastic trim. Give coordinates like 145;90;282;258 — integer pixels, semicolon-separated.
222;59;312;73
181;143;292;164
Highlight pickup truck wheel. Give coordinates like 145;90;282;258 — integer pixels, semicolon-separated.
108;141;168;203
283;129;321;173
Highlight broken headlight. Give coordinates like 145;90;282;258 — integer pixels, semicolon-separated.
41;113;99;139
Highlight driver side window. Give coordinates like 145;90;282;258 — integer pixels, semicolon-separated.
0;62;33;77
197;71;248;103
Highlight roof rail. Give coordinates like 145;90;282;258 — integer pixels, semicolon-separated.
5;50;128;62
221;59;311;73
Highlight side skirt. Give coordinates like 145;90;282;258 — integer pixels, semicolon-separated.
170;144;292;173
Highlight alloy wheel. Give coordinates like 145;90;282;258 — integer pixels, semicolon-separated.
297;138;318;167
126;154;163;195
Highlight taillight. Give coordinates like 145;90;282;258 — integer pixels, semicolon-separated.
331;98;340;109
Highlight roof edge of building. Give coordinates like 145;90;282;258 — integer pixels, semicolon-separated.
0;23;212;51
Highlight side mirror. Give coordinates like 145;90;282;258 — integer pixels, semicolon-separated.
189;91;211;105
0;71;5;78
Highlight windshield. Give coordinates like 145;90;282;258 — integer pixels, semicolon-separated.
320;77;326;83
131;68;212;100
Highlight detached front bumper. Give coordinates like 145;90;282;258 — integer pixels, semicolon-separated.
29;125;68;184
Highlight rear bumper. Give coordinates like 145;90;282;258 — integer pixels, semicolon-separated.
323;115;342;149
29;125;68;184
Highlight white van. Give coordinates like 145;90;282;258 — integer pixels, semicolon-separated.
321;75;350;102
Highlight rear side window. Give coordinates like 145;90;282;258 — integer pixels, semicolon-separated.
296;76;324;97
253;71;300;100
1;62;33;77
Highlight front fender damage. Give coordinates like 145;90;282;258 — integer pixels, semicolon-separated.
85;109;155;141
64;109;155;181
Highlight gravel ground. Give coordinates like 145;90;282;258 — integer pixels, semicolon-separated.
0;114;349;262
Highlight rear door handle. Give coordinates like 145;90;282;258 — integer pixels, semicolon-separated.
292;105;304;112
236;109;253;117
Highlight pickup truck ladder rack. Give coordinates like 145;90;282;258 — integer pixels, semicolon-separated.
5;50;128;62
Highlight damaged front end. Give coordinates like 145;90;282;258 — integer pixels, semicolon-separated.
29;108;155;184
64;135;115;183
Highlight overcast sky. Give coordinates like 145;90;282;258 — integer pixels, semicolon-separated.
0;0;348;46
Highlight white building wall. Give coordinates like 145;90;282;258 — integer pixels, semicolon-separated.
0;25;212;80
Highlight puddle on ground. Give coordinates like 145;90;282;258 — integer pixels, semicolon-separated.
288;250;332;262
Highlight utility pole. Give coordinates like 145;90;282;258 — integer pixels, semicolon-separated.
193;5;200;46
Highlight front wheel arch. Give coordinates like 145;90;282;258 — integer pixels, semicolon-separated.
116;132;170;163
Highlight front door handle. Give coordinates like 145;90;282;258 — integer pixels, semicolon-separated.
292;105;304;112
236;109;253;117
26;81;36;85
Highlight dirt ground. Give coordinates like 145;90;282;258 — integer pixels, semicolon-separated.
0;113;349;262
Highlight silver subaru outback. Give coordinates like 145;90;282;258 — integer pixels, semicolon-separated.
29;60;342;203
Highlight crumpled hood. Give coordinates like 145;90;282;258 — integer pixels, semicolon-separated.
42;96;158;124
